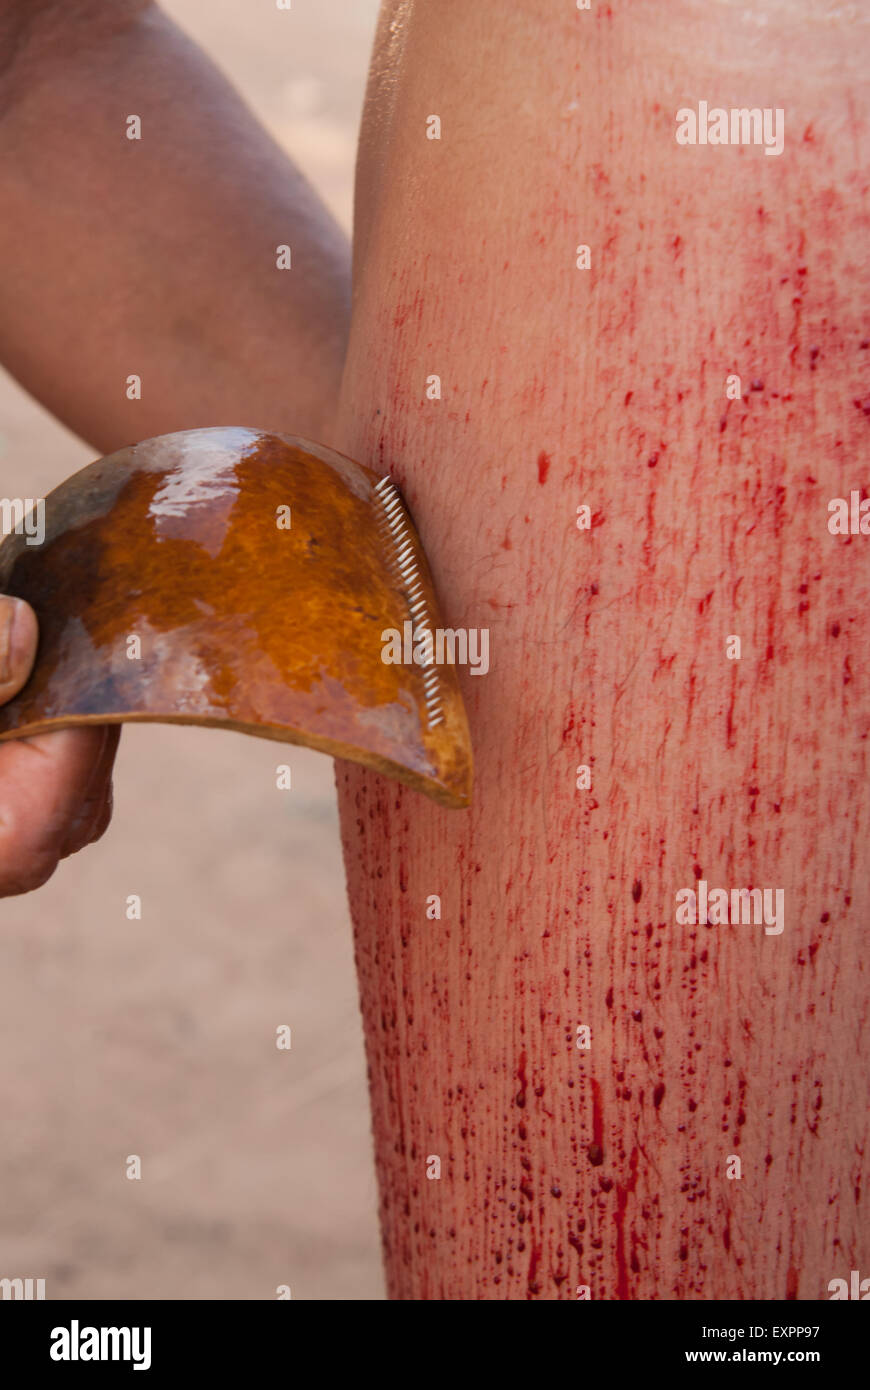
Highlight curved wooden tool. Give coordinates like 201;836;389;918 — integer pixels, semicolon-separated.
0;428;472;808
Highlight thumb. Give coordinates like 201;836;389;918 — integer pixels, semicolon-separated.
0;596;38;704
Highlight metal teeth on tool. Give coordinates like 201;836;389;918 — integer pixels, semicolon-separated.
374;476;445;733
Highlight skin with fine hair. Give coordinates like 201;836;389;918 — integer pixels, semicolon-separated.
0;0;867;1300
333;0;870;1297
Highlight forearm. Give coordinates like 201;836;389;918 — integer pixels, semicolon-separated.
0;0;350;452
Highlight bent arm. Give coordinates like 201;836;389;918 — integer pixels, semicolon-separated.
0;0;352;897
0;0;351;452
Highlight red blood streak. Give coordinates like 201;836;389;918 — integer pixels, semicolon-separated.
591;1077;604;1152
528;1243;542;1293
516;1051;528;1109
615;1147;640;1299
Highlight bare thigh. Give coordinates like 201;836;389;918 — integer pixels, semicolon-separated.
335;0;870;1299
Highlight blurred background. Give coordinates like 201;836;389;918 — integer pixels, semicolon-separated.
0;0;385;1299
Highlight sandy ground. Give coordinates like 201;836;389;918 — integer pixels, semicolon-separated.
0;0;385;1300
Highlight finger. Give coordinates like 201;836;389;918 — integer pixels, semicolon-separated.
82;781;114;850
0;596;38;704
0;725;116;895
59;724;121;858
60;725;119;856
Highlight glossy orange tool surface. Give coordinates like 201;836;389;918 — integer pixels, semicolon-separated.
0;428;472;807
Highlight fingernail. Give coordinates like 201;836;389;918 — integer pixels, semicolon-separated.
0;597;35;686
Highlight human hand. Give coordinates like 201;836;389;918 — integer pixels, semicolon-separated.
0;595;119;896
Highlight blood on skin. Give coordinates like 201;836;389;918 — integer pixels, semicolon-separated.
334;0;870;1301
